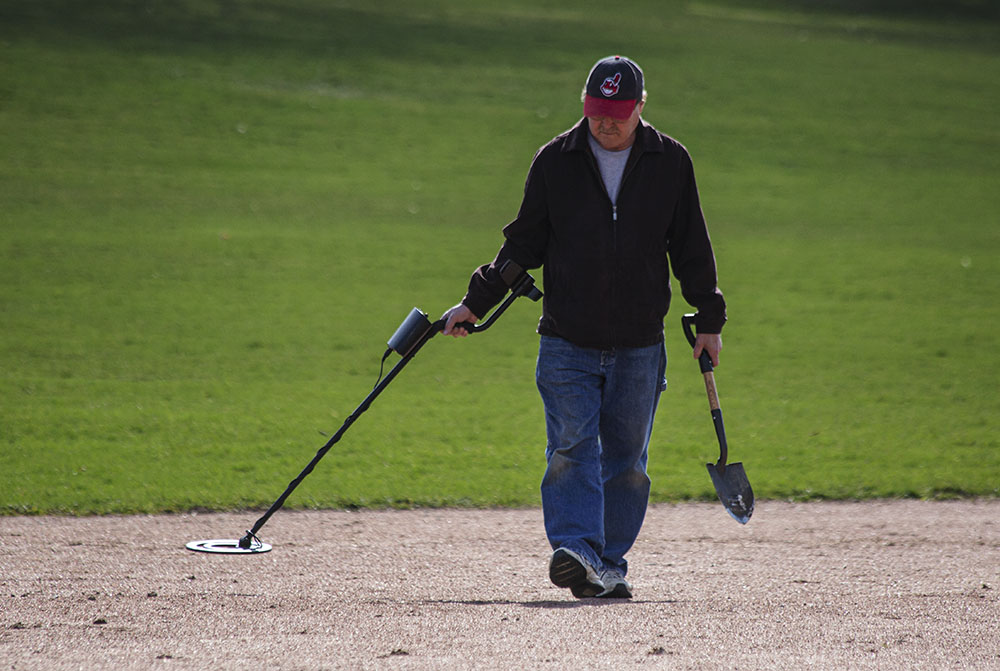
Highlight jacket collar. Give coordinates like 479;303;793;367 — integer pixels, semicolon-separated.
562;117;665;155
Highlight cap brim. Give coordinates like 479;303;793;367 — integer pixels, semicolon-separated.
584;95;636;120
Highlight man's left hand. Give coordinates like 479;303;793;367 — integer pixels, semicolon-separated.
693;333;722;368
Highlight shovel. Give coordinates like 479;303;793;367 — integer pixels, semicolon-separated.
682;314;754;524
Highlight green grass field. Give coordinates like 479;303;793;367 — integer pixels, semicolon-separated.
2;0;998;514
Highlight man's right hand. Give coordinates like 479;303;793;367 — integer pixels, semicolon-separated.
441;304;479;337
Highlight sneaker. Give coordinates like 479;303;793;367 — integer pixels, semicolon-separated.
549;548;605;598
597;568;633;599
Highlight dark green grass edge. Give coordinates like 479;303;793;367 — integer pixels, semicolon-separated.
4;489;994;517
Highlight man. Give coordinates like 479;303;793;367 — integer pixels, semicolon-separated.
442;55;726;598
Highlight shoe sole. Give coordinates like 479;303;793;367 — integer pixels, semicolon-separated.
549;549;604;598
597;582;633;599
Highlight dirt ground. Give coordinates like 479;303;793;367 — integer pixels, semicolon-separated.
2;500;998;670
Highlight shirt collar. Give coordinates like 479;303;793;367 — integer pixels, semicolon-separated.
563;117;664;155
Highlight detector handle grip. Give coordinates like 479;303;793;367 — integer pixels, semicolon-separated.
442;260;542;335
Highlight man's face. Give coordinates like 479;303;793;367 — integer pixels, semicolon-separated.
587;100;644;152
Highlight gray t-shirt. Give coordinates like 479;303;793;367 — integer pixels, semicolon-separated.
587;133;631;205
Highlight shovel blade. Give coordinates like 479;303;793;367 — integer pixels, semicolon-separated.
707;462;754;524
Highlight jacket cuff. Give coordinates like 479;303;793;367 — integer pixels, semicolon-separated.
461;294;494;323
695;311;726;335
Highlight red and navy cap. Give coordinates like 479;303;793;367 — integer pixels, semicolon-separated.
583;55;644;120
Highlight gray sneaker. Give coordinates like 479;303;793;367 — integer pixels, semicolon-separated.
549;548;605;598
597;568;633;599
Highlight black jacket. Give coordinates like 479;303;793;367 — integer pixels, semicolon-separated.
463;118;726;349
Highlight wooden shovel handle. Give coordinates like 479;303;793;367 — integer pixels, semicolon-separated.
683;314;728;467
703;370;721;411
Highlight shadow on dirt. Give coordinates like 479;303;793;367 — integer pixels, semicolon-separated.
425;599;681;609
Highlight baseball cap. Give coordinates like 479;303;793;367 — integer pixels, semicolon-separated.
583;55;644;120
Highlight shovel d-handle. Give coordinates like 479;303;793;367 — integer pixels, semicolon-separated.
681;313;714;374
682;313;729;470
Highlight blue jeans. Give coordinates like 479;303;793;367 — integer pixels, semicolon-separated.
536;335;667;576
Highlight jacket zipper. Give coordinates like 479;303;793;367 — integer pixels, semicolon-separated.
587;144;637;345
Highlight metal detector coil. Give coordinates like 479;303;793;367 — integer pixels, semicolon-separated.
186;538;272;554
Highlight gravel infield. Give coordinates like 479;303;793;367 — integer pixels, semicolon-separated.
2;500;998;670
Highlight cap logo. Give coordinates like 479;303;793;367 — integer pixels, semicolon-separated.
600;72;622;97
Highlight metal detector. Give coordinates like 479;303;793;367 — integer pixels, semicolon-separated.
682;313;754;524
186;260;542;554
